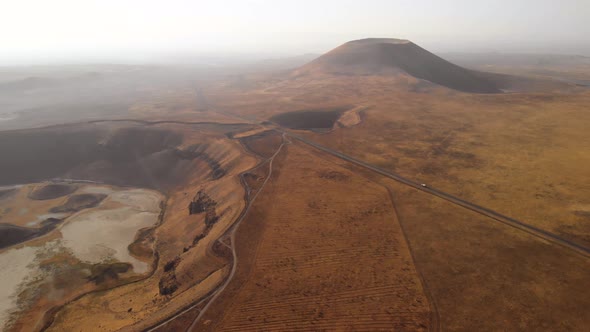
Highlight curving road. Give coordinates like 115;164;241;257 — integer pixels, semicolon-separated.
84;115;589;330
184;132;290;332
145;132;289;332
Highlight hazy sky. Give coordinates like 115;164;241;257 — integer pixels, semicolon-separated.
1;0;589;64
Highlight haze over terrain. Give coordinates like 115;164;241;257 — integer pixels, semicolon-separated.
1;1;590;332
1;0;589;65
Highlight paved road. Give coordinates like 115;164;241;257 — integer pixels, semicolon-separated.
84;116;589;331
285;131;590;259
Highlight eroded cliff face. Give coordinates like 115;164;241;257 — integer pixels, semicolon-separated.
0;123;236;190
37;122;260;332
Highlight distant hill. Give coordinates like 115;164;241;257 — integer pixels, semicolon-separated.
0;72;103;93
293;38;502;93
0;76;56;92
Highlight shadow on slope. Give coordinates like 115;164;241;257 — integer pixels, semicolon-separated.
295;38;501;93
0;124;225;190
294;38;576;93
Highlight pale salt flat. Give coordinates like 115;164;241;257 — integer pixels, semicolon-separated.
79;185;115;195
0;185;163;330
0;245;37;330
0;240;63;331
60;206;159;273
109;189;162;212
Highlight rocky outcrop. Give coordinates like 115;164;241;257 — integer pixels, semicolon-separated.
186;191;221;249
159;256;181;295
189;191;217;215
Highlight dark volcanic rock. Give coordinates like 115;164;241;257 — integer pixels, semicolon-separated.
28;184;77;200
88;262;131;284
294;38;502;93
0;219;64;249
189;191;217;215
270;107;351;130
50;193;107;213
159;272;179;296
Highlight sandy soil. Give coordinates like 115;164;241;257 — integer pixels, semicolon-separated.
80;186;116;195
335;105;366;128
232;128;270;139
109;189;162;213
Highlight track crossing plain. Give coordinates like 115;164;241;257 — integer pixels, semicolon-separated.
2;38;590;331
195;141;433;331
136;42;590;330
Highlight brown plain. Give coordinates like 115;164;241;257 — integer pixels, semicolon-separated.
205;70;590;249
189;41;590;331
197;140;432;331
3;38;590;331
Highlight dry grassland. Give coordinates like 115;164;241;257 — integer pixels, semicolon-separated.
290;139;590;331
383;179;590;331
302;89;590;248
11;59;588;331
197;141;432;331
205;74;590;248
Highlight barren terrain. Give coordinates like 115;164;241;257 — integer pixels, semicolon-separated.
196;141;432;331
0;182;163;331
0;38;589;331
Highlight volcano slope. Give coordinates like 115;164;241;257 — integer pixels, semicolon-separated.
2;37;589;331
203;38;590;248
188;38;590;330
298;91;590;249
293;38;501;93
